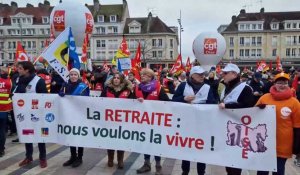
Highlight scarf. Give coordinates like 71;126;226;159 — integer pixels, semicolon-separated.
270;86;293;101
64;80;81;95
139;80;157;93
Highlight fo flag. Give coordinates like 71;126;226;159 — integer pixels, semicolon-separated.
68;28;80;70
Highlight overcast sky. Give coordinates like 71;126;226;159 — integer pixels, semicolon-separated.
2;0;300;61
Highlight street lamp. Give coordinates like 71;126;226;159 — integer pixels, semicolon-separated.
177;10;184;63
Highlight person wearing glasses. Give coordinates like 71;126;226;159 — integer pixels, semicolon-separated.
255;72;300;175
172;66;217;175
135;68;169;175
101;72;134;169
219;63;255;175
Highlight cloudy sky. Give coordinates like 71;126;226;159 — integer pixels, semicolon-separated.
2;0;300;61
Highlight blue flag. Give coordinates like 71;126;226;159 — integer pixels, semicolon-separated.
68;28;80;70
117;59;122;72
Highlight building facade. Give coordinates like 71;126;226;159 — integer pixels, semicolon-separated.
221;8;300;67
0;0;178;68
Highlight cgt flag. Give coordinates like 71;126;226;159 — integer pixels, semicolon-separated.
15;41;30;62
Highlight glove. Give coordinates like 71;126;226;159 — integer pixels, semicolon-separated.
256;104;266;109
58;91;65;97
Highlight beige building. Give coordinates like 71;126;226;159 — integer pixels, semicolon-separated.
221;8;300;67
0;0;178;68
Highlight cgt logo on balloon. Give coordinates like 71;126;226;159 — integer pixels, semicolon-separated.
204;38;217;54
53;10;65;31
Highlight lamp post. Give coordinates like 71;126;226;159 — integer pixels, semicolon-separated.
177;10;183;63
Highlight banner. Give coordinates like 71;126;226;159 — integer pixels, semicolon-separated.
12;94;276;171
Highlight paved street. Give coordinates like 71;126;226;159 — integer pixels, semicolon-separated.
1;136;300;175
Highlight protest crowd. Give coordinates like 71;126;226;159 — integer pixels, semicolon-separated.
1;56;300;175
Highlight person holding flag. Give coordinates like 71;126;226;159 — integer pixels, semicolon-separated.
59;68;90;168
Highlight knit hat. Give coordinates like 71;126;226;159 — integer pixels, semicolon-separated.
69;68;81;77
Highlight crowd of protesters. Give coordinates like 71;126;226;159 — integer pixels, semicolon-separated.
1;60;300;175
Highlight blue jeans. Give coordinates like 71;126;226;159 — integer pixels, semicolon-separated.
0;112;8;151
25;143;46;160
257;157;287;175
144;154;161;162
182;160;206;175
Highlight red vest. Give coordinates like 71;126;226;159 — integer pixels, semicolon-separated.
94;83;103;91
135;82;161;101
38;73;51;93
106;89;131;98
0;78;12;112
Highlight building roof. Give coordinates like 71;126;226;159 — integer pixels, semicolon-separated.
123;13;175;34
0;3;53;25
224;8;300;32
87;4;124;22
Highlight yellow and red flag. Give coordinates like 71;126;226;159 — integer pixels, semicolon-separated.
185;57;192;73
130;42;141;80
170;54;184;75
15;41;29;62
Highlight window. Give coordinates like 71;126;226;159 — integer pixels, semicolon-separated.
112;27;118;33
272;49;277;57
240;24;245;30
9;53;13;60
293;23;297;29
153;51;157;58
27;41;31;48
271;23;278;30
258;24;262;30
272;36;277;46
252;24;256;30
257;49;262;57
158;51;163;57
170;51;173;59
252;37;256;45
0;42;3;49
40;29;44;35
257;37;262;45
32;41;36;48
12;42;16;49
287;23;291;29
158;39;162;47
229;49;234;57
293;36;297;45
98;15;104;22
245;37;250;46
292;48;296;56
170;39;173;48
152;39;156;47
246;24;250;30
239;49;244;57
286;48;291;57
110;15;116;22
0;18;2;25
239;37;244;46
42;17;49;24
0;30;3;36
40;41;44;48
229;37;234;46
251;49;256;57
245;49;249;57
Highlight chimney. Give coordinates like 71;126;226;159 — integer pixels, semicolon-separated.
260;8;265;13
93;0;100;13
26;3;34;8
231;15;237;22
123;0;127;9
240;9;246;14
59;0;62;3
44;0;50;6
146;12;153;33
10;1;18;13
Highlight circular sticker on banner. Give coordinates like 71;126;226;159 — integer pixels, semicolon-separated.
281;107;291;119
17;99;25;107
45;113;55;122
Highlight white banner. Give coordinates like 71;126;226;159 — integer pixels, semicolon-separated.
12;94;276;171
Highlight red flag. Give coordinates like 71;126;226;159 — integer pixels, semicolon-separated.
292;75;298;91
81;34;89;65
256;61;260;69
276;56;282;71
103;60;110;72
216;65;221;74
50;24;56;43
170;54;184;75
15;41;29;62
269;61;272;70
185;57;192;73
130;42;141;80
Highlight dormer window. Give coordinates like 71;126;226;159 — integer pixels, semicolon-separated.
98;15;104;22
128;20;142;34
271;23;279;30
110;15;116;22
42;17;49;24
